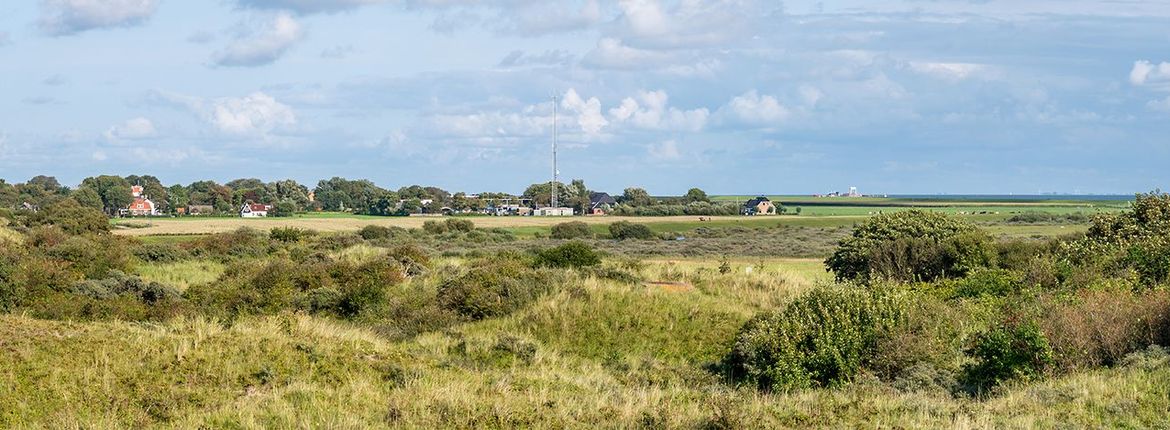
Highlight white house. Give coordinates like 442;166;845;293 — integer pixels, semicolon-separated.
240;203;272;218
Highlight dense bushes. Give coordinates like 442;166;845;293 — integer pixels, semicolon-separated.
723;286;908;391
609;221;656;240
964;321;1054;390
1039;289;1170;371
608;202;741;216
423;218;476;234
132;242;190;263
826;210;991;283
534;241;601;268
270;226;316;242
23;199;110;235
437;256;557;320
550;221;593;239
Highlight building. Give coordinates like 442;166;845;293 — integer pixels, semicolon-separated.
240;203;272;218
588;192;617;215
124;185;159;216
534;207;573;216
742;196;776;216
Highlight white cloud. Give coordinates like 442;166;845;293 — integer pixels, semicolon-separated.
498;50;575;68
718;90;789;125
104;117;156;141
1130;60;1170;86
560;89;608;136
610;0;761;49
799;85;823;106
908;62;993;82
213;12;304;67
648;139;681;160
607;90;709;132
208;92;297;136
91;150;108;161
236;0;384;14
320;44;356;59
581;38;672;69
40;0;158;36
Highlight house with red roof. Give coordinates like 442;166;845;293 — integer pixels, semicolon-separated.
240;203;273;218
124;185;159;216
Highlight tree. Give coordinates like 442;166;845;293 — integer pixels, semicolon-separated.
166;185;189;213
824;210;989;283
126;175;168;212
81;175;132;216
29;198;110;235
621;187;652;206
272;200;297;217
684;188;710;203
522;181;577;207
71;187;103;210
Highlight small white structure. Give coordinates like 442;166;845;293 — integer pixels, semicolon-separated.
534;207;573;216
240;203;272;218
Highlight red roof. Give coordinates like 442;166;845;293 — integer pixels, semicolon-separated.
247;204;271;212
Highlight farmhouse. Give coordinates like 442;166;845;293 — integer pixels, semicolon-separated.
240;203;273;218
589;192;616;215
742;196;776;216
125;185;159;216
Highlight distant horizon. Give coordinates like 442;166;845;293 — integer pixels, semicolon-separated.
0;173;1151;199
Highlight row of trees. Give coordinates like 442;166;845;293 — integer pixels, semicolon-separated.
2;175;727;218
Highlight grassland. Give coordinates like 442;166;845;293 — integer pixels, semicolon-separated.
3;257;1166;428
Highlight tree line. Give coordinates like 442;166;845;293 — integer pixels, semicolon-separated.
1;174;741;217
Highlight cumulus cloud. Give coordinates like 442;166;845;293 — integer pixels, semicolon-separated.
609;0;762;49
39;0;159;36
213;12;304;67
717;90;789;125
1130;60;1170;86
105;117;157;141
608;90;709;132
155;90;297;138
1149;96;1170;113
560;89;609;136
235;0;384;14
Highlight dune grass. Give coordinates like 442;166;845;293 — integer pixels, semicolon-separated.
134;260;225;291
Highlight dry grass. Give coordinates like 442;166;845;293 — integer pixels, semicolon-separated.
134;260;226;291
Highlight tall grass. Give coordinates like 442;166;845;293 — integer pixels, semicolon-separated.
134;260;225;291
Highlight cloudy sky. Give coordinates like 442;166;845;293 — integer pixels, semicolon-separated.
1;0;1168;195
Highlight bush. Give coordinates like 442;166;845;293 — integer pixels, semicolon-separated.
944;269;1023;299
1038;289;1170;371
132;242;191;263
609;221;656;240
359;225;407;240
723;286;908;391
445;218;475;232
437;256;554;320
422;220;447;234
270;226;316;243
534;241;601;268
70;270;181;304
184;228;269;260
26;199;110;235
550;221;593;239
963;320;1054;390
387;244;431;277
45;235;133;279
825;210;987;283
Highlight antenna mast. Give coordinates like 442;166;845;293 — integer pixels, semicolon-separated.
551;95;559;208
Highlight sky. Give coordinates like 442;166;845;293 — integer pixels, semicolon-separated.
1;0;1169;195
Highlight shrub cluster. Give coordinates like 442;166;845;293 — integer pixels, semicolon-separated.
423;218;476;234
826;210;993;283
609;221;656;241
437;255;558;320
534;241;601;268
550;221;593;239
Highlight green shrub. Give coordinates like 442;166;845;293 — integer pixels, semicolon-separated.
69;270;181;304
25;199;110;235
359;225;407;240
270;226;316;243
387;244;431;276
422;220;447;234
45;235;133;279
184;228;269;260
945;269;1023;298
445;218;475;232
132;242;191;263
551;221;593;239
534;241;601;269
609;221;655;240
826;210;988;283
723;286;907;391
437;257;554;320
963;321;1054;390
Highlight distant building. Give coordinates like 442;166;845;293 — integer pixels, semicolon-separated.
589;192;616;215
124;185;159;216
534;207;573;216
240;203;272;218
742;196;776;216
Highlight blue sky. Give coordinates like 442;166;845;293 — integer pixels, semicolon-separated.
1;0;1168;195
